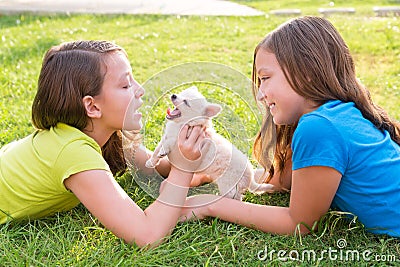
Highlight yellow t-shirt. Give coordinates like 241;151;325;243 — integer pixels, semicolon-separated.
0;123;110;224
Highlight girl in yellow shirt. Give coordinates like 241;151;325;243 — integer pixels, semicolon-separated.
0;40;206;247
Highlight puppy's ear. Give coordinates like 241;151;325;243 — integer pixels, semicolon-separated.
188;86;199;92
204;103;222;117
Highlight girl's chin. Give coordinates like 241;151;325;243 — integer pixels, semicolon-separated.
131;121;143;131
272;116;281;125
124;114;142;128
123;120;143;132
133;113;142;120
272;117;287;126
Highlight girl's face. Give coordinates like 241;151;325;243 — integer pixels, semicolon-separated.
95;52;144;132
255;49;316;125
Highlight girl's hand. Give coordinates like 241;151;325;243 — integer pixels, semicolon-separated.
178;125;206;160
179;194;219;222
168;125;212;172
180;196;207;221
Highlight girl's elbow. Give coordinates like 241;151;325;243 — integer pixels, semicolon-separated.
124;230;167;248
286;219;317;236
288;225;312;236
284;214;315;236
131;238;162;249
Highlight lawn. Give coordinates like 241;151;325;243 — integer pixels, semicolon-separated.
0;0;399;266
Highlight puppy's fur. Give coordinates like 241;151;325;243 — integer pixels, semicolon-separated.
146;86;274;200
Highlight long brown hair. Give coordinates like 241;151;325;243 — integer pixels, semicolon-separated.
32;40;131;175
252;16;400;181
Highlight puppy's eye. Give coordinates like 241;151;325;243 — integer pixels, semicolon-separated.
183;99;191;107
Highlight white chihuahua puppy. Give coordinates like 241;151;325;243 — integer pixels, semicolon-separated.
145;86;274;200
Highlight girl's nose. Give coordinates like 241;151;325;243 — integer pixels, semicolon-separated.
256;89;266;101
135;86;145;98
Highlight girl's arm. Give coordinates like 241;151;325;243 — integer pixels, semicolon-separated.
64;125;205;247
65;167;191;247
182;166;341;234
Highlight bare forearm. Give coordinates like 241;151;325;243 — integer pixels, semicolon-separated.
141;168;192;245
206;196;299;235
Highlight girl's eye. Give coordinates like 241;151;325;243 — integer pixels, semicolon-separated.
122;75;135;89
260;77;269;82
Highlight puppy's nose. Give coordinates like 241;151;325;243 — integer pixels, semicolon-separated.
171;94;177;100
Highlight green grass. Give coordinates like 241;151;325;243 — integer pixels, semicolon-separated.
1;1;400;265
233;0;400;15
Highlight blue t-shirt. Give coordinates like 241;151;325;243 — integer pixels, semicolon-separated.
292;100;400;237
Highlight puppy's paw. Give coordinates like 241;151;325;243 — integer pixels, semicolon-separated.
251;183;276;194
157;152;167;158
145;159;158;168
158;146;168;158
223;189;243;201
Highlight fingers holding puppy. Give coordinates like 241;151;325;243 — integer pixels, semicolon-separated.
167;125;209;172
178;125;206;161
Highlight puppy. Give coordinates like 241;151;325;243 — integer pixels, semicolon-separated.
145;86;274;200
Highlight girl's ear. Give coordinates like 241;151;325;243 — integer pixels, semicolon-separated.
204;103;222;117
82;95;101;119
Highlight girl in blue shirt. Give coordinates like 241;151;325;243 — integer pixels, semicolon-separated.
181;16;400;238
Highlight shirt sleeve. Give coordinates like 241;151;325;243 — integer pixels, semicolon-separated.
291;114;348;175
52;139;111;192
